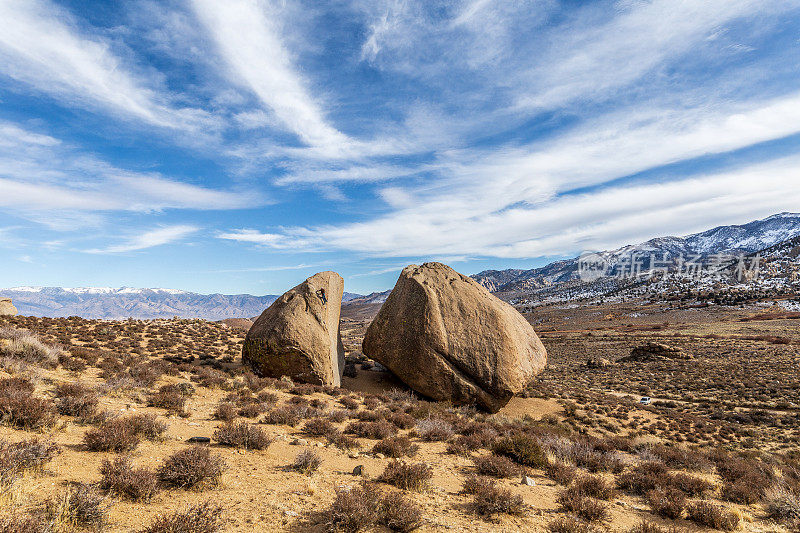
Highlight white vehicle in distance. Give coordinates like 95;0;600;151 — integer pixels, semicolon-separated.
639;397;652;405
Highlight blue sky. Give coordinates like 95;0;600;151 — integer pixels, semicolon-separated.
1;0;800;295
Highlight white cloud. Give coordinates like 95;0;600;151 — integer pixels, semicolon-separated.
191;0;349;149
0;0;213;131
87;225;199;254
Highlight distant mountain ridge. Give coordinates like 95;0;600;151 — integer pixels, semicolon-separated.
472;212;800;294
0;287;281;320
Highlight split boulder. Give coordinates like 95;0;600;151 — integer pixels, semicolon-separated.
362;262;547;412
0;298;16;316
243;271;345;386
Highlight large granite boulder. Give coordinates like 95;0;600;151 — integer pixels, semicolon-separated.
619;342;692;363
243;271;345;386
362;262;547;412
0;298;16;316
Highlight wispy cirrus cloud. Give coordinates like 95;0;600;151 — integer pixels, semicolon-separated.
86;225;199;254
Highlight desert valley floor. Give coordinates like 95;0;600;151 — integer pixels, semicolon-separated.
1;300;799;532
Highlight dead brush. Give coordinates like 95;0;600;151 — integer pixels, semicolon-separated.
473;454;522;478
686;501;740;531
291;450;322;475
557;489;609;523
0;329;61;367
468;477;525;517
0;379;58;431
764;484;800;529
322;482;422;533
646;487;687;519
139;501;223;533
373;436;419;458
54;382;98;419
346;420;397;440
213;421;273;450
0;514;49;533
303;417;337;437
99;456;159;501
491;431;547;468
415;417;454;442
0;438;60;492
84;414;165;452
447;434;484;456
212;402;237;421
378;460;433;491
158;446;225;490
548;515;595;533
44;483;109;530
326;430;360;451
572;474;615;500
546;461;578;486
148;383;191;415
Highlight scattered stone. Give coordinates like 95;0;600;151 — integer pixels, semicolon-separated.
187;436;211;443
374;453;385;459
362;262;547;412
521;475;535;486
586;357;613;369
291;438;309;446
352;465;365;477
243;271;346;386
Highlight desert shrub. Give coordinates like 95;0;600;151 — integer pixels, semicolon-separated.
648;444;709;471
474;454;521;478
99;456;159;501
45;483;108;529
572;475;615;500
0;438;60;489
548;515;594;533
469;478;525;517
378;460;433;491
84;418;140;452
0;514;48;533
461;475;494;495
262;405;306;426
626;520;671;533
158;446;225;489
0;381;57;430
328;409;349;423
213;421;273;450
257;390;278;404
557;489;609;523
764;484;800;529
354;409;384;422
148;384;189;415
617;462;669;495
238;402;267;418
669;471;714;497
646;488;686;519
446;435;483;456
686;501;740;531
373;436;419;458
303;417;337;437
292;450;322;475
54;382;98;419
491;432;547;467
140;502;223;533
289;383;317;396
212;402;237;421
380;493;423;532
0;330;60;366
722;478;764;504
546;461;578;486
346;420;397;440
327;431;361;451
324;482;381;532
339;396;361;410
191;367;227;389
415;418;454;442
128;413;167;440
386;411;417;429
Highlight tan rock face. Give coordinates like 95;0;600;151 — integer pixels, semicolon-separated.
0;298;17;316
243;271;345;386
362;262;547;412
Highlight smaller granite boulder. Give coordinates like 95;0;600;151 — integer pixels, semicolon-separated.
243;271;345;386
0;298;17;316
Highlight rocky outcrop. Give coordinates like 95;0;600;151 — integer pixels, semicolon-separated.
0;298;17;316
362;262;547;412
242;272;345;386
619;342;692;363
586;357;613;369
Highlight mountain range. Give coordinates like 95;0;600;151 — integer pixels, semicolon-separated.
2;213;799;319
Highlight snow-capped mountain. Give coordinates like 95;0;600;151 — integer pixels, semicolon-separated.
0;287;280;320
472;212;800;294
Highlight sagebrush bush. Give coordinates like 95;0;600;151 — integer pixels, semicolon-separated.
45;483;108;529
626;520;671;533
764;484;800;529
572;475;615;500
557;489;609;523
327;430;361;451
213;421;273;450
54;382;98;419
158;446;225;489
262;405;306;426
0;514;48;533
292;450;322;475
324;482;381;532
470;478;525;517
148;384;190;415
491;432;547;467
99;456;159;501
212;402;237;421
617;462;669;495
0;330;60;366
646;488;686;519
446;434;483;456
381;493;423;532
373;436;419;458
378;460;433;491
474;454;521;478
416;418;454;442
140;502;223;533
0;438;60;489
546;461;578;486
548;515;594;533
84;417;140;452
0;380;58;430
303;417;337;437
687;501;740;531
346;420;397;440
